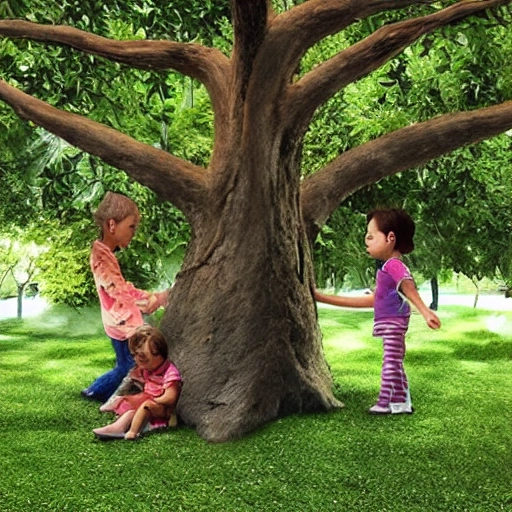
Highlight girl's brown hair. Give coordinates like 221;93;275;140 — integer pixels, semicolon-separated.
128;325;169;360
367;208;415;255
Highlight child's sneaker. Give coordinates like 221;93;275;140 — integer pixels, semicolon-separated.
389;402;414;414
368;404;391;415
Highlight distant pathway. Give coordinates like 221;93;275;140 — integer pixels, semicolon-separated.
0;296;50;320
424;292;512;312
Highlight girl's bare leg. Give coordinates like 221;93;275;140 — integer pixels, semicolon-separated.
93;410;135;438
124;402;153;439
125;400;169;439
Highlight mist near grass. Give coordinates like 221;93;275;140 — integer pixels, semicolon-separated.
484;313;512;337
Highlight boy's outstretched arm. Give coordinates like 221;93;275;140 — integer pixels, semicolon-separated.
400;280;441;329
314;289;374;308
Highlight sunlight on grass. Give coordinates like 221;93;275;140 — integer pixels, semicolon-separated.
323;333;370;351
42;359;68;370
484;313;512;336
458;360;490;372
2;355;34;368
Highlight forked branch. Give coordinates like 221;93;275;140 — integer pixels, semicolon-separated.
285;0;512;129
0;20;232;124
251;0;434;101
272;0;434;54
301;101;512;240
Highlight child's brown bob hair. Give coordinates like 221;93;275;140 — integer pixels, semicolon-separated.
367;208;415;255
128;325;169;360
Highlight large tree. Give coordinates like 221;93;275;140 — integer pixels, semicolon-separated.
1;0;512;442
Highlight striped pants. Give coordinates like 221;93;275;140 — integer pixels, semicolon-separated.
373;319;410;406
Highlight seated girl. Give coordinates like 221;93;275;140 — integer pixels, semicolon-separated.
93;325;181;440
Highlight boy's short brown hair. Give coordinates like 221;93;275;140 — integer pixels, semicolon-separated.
93;191;139;227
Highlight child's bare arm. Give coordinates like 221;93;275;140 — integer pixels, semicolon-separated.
153;382;180;406
138;290;169;314
314;289;374;308
400;280;441;329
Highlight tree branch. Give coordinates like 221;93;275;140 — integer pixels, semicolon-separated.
301;101;512;240
231;0;273;102
0;79;208;221
0;20;232;128
256;0;432;95
274;0;432;50
285;0;512;129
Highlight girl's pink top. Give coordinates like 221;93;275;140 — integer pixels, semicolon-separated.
374;257;413;321
90;240;168;340
113;361;182;427
140;360;182;397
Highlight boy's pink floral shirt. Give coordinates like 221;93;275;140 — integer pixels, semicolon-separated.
90;240;168;340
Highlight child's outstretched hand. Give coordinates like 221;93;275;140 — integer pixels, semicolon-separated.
136;294;159;314
424;309;441;330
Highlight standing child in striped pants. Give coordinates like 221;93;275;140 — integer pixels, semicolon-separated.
314;208;441;415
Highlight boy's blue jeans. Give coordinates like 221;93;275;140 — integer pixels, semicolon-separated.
85;338;135;402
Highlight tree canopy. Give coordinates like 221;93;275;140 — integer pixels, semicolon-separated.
307;12;512;294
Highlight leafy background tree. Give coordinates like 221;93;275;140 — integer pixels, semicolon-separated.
307;11;512;298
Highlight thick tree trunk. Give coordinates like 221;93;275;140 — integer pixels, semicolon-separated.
160;153;342;442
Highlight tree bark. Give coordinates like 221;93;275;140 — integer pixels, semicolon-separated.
160;162;341;441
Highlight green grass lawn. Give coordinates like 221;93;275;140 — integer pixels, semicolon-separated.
0;304;511;511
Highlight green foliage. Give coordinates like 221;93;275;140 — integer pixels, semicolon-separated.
0;304;511;511
313;207;373;290
2;2;512;304
147;77;215;166
306;10;512;289
36;231;95;308
3;0;230;43
412;137;512;285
